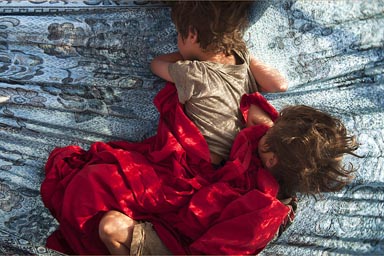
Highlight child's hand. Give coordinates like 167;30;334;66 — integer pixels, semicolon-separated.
246;104;274;128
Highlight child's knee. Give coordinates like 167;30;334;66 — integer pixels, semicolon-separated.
99;210;136;241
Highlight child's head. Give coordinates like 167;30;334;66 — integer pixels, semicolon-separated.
170;1;252;55
263;105;359;197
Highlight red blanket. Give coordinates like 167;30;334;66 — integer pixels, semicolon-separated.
41;82;289;255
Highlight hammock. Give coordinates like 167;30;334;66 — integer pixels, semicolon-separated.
0;1;383;255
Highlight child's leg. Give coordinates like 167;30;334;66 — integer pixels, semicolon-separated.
99;210;137;255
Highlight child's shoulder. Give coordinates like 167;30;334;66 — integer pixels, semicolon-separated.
170;59;213;72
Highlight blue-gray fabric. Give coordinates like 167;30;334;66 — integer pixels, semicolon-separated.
0;1;382;255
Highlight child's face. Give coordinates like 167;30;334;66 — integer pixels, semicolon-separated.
177;33;189;60
177;33;188;59
177;31;198;60
258;134;277;169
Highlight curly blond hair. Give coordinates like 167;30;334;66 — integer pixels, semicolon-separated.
265;105;360;197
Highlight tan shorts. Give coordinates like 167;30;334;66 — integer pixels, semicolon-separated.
130;222;172;255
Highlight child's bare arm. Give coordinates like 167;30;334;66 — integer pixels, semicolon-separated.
150;52;184;82
247;104;274;128
250;56;288;93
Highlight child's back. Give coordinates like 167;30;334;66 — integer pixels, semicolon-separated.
168;50;258;163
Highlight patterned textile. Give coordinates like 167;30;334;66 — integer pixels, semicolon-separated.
0;0;383;255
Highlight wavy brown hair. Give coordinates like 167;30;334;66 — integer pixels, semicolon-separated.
170;1;252;55
264;105;360;198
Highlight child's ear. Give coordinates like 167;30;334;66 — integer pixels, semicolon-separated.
266;154;278;169
188;27;198;43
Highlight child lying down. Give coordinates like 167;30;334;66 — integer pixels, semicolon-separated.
41;83;359;255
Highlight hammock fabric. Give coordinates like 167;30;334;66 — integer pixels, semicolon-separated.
40;82;290;255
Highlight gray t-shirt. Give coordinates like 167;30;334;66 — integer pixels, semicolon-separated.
168;49;258;160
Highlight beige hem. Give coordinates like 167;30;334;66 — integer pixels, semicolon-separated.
130;222;172;255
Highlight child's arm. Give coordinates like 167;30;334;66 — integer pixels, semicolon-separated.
150;52;184;82
250;56;288;93
246;104;274;128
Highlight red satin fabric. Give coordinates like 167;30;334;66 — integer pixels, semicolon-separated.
41;82;289;255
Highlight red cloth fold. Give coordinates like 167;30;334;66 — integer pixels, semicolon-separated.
41;82;289;255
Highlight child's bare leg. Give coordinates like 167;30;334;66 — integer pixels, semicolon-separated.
99;210;137;255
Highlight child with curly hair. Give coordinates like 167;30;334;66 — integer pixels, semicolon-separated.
95;95;359;255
